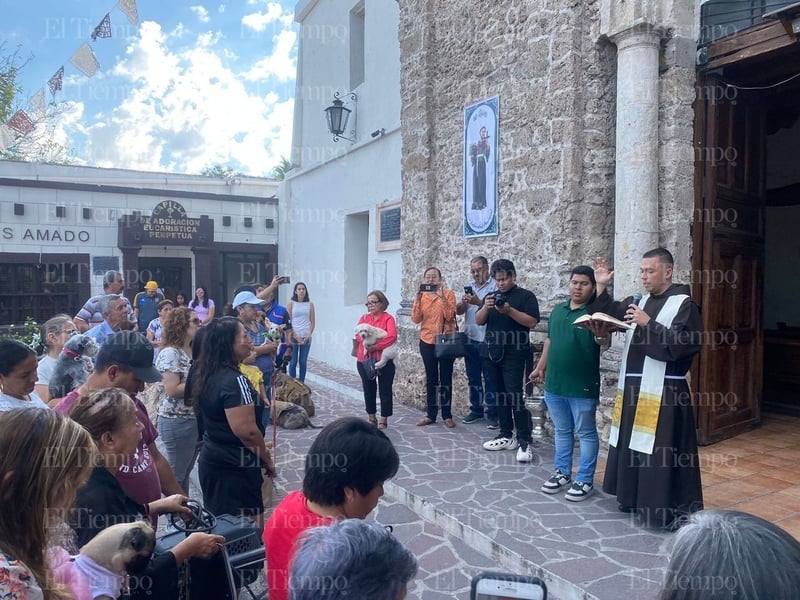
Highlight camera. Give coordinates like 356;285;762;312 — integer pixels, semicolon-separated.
278;276;290;284
493;292;507;308
419;283;438;293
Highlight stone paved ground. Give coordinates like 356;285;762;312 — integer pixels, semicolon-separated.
273;359;673;600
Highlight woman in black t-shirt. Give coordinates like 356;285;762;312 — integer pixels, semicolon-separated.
68;388;224;599
189;317;275;530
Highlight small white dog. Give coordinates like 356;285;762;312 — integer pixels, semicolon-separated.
354;323;399;368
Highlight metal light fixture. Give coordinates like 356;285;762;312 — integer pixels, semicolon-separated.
325;92;357;142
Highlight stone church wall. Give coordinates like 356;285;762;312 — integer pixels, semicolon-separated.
395;0;618;416
394;0;699;440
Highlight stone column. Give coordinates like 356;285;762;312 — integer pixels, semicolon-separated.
611;25;661;296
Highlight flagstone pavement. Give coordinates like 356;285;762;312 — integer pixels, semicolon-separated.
265;359;673;600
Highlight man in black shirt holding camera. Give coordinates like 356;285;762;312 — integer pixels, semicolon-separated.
476;259;540;462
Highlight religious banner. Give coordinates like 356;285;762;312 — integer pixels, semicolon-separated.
463;96;499;238
7;110;35;136
70;43;100;78
117;0;140;26
48;66;65;95
92;13;112;41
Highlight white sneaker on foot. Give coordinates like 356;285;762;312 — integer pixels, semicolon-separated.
516;441;533;463
482;435;519;451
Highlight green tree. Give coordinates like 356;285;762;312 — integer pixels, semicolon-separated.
1;44;30;130
200;164;242;178
269;156;292;180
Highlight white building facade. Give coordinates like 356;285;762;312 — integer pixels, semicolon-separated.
0;160;279;325
279;0;402;370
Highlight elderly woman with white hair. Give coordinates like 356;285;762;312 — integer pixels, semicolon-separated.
659;509;800;600
289;520;417;600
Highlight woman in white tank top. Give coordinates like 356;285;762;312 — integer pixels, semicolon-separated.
287;282;315;382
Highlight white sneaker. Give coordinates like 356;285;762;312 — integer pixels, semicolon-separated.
516;441;534;463
482;435;519;451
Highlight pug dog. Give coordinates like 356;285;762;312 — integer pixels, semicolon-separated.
353;323;399;368
52;521;155;600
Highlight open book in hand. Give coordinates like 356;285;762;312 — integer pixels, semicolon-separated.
572;312;633;332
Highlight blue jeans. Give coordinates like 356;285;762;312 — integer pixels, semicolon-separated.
156;415;200;494
544;392;599;484
464;339;496;419
289;339;312;381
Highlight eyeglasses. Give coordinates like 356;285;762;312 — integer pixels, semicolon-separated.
191;318;201;324
365;301;380;306
62;329;78;337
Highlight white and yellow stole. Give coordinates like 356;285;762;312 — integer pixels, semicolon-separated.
608;293;688;454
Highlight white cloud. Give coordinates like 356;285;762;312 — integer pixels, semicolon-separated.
242;29;297;82
241;3;283;32
71;20;294;176
190;6;210;23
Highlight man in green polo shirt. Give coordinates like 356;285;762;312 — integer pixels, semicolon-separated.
530;265;605;501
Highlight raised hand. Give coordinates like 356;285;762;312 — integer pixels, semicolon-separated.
592;257;614;284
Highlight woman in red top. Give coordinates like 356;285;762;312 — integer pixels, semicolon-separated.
411;266;458;427
353;290;397;429
263;417;399;600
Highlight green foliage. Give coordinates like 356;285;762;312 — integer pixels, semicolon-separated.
0;64;20;123
269;156;292;181
1;316;41;351
0;43;25;124
200;164;242;178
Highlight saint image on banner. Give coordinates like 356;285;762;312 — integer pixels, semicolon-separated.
463;96;498;238
470;126;490;210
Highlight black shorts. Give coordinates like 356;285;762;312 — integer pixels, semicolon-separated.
198;455;263;518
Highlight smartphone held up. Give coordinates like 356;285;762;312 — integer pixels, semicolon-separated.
471;572;546;600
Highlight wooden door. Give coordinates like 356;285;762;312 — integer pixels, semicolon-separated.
693;75;764;444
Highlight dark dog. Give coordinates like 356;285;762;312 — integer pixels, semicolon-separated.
48;334;98;400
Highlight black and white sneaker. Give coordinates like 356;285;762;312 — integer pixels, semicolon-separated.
541;470;571;494
565;481;594;502
482;435;519;451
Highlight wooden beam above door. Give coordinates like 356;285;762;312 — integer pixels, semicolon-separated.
705;18;800;70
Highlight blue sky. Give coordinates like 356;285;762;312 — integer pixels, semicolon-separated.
1;0;296;176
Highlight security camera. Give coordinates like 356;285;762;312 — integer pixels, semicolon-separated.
370;128;385;138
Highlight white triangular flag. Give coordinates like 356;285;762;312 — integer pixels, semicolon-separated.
28;88;46;120
0;124;17;153
70;43;100;77
117;0;139;26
